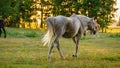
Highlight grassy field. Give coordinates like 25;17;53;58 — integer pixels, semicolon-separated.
0;27;120;68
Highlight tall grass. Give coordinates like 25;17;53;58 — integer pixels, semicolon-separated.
0;27;120;68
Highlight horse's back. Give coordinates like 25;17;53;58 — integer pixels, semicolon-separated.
76;15;90;23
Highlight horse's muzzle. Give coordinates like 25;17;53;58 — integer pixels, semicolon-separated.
93;30;96;35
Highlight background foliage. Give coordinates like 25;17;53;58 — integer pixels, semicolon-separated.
0;0;118;32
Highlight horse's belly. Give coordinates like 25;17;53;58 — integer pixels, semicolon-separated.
62;32;74;38
62;21;80;38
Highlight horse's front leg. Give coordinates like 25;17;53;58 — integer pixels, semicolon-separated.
72;36;76;44
72;35;81;57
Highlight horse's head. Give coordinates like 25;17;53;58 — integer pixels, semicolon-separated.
87;17;97;35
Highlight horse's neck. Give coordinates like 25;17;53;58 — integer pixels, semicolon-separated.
81;19;88;27
80;18;90;34
77;15;89;26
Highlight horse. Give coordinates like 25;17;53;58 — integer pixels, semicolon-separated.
42;14;97;60
0;18;6;38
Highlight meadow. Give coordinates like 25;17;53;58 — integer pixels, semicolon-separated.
0;27;120;68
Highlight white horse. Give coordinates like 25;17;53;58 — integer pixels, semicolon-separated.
42;14;97;60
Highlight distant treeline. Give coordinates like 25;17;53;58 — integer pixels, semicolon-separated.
0;0;118;32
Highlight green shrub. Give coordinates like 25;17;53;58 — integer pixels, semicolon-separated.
6;27;43;38
24;31;39;37
109;33;120;38
6;28;24;37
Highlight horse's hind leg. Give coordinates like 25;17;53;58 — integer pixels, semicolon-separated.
48;35;62;60
48;39;55;60
55;39;64;59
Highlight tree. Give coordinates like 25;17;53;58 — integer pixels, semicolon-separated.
0;0;118;30
52;0;81;16
19;0;34;22
81;0;117;32
0;0;19;27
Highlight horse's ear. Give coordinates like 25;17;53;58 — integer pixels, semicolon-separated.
92;16;96;20
90;16;95;21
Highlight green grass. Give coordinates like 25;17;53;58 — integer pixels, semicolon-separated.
5;27;43;38
0;27;120;68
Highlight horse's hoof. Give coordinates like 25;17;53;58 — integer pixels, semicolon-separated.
72;55;77;57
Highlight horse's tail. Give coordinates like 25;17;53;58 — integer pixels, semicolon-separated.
42;17;55;46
